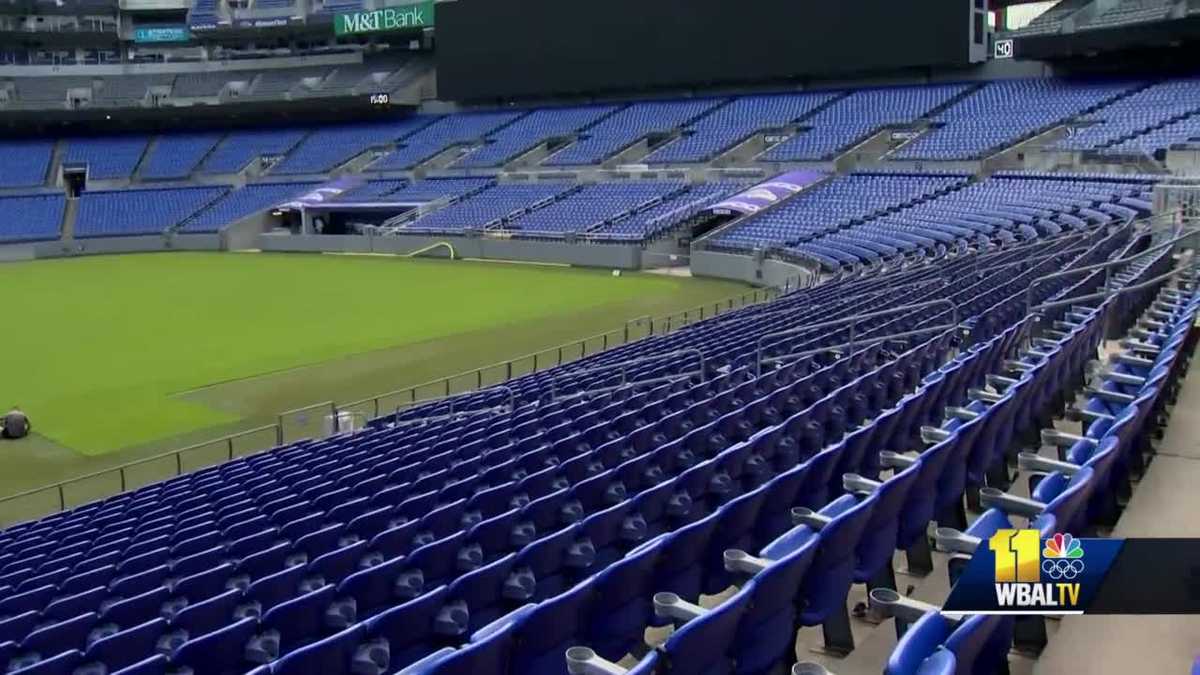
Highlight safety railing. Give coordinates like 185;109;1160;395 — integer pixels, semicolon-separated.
0;424;279;526
388;386;517;428
754;299;960;376
757;323;961;371
337;285;783;420
1032;255;1200;315
1024;221;1199;316
545;349;707;400
0;282;787;524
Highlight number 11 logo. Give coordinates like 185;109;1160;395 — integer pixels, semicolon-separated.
989;529;1041;583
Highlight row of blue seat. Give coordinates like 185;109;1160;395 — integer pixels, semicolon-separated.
0;220;1142;674
884;247;1196;674
398;227;1157;674
241;228;1136;674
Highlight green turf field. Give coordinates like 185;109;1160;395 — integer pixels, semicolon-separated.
0;252;746;512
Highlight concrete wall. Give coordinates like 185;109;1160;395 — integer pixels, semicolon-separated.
0;243;36;262
29;234;221;259
224;212;276;251
257;233;645;269
690;248;813;287
3;230;796;290
0;53;362;78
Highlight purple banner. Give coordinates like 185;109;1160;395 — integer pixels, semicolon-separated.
707;170;825;216
277;176;366;209
303;201;424;211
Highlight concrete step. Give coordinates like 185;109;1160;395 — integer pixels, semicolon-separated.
60;195;78;241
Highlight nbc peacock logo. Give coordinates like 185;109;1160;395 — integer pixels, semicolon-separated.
1042;533;1085;581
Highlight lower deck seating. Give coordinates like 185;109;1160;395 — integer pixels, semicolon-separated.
75;186;229;238
402;183;574;233
62;135;151;181
0;140;54;188
0;193;65;243
504;182;686;238
595;182;748;241
180;182;318;233
0;218;1174;675
712;173;1154;274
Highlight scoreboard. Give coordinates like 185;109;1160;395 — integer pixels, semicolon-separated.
438;0;983;101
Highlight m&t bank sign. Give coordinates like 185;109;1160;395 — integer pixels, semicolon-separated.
335;1;433;35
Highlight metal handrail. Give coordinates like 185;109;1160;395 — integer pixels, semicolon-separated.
0;423;278;515
551;371;700;404
1024;222;1198;316
758;323;959;369
451;385;515;416
390;402;512;430
277;401;335;445
711;276;947;334
390;385;517;427
1033;258;1199;314
547;348;706;398
754;299;959;376
338;285;781;419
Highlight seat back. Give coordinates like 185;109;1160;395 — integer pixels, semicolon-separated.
943;614;1012;675
884;611;956;675
172;616;259;675
660;584;752;674
585;539;661;661
510;581;594;675
83;618;166;673
268;625;364;675
731;537;819;673
363;586;451;670
855;461;922;581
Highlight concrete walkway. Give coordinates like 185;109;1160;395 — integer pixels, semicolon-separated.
1033;361;1200;675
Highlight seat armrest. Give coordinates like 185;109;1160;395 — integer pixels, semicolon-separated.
934;527;982;555
1041;429;1096;448
1114;352;1154;368
880;451;919;468
1003;359;1034;373
566;647;635;675
1066;407;1115;424
979;488;1046;518
653;592;707;624
920;425;952;444
843;473;882;494
1139;317;1167;329
1087;387;1135;405
1017;451;1080;476
968;388;1004;404
724;549;771;575
1097;369;1145;386
1120;339;1160;354
868;587;939;624
986;374;1019;391
791;507;832;530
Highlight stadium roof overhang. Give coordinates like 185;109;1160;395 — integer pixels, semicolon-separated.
1010;15;1200;60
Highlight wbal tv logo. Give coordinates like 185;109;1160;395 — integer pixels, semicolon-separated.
989;530;1083;608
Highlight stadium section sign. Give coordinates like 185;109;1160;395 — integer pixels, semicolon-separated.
133;26;192;42
335;1;433;35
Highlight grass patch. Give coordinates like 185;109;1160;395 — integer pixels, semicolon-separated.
0;252;745;506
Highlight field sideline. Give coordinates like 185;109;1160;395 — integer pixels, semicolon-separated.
0;252;745;509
